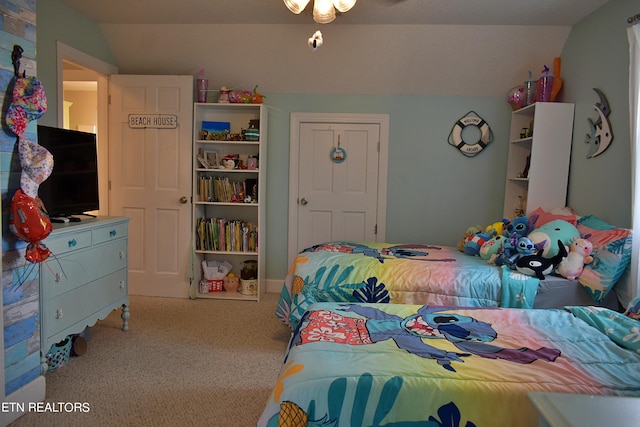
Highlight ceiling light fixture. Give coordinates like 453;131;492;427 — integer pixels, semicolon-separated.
284;0;357;24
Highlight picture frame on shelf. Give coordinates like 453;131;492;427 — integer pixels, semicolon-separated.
196;154;211;169
205;150;219;169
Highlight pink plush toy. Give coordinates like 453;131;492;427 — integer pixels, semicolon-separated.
556;237;593;280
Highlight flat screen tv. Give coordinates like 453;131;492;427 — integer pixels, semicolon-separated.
36;125;99;220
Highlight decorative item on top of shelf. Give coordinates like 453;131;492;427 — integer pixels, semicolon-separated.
228;85;265;104
536;65;554;103
584;88;613;159
447;111;494;157
524;71;536;107
218;86;230;103
507;86;525;111
550;57;563;102
196;69;208;103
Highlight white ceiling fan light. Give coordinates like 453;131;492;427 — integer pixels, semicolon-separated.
313;0;336;24
332;0;357;13
283;0;311;14
284;0;356;24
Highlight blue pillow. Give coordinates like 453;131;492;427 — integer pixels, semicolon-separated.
576;216;632;303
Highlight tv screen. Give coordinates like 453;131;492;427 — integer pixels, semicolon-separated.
36;125;99;218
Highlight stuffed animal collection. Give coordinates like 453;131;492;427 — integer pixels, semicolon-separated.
556;236;593;280
459;214;593;280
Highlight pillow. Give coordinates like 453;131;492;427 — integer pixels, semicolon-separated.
529;206;577;229
577;215;632;304
567;306;640;353
625;295;640;320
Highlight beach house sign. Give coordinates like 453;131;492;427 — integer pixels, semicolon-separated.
128;114;178;129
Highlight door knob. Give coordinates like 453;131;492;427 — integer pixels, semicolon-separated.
300;197;308;205
179;196;189;204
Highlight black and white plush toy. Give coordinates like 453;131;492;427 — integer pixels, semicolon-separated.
308;30;323;51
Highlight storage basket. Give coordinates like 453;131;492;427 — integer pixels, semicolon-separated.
46;337;71;370
208;279;224;292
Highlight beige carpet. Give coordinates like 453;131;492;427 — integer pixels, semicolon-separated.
9;293;291;427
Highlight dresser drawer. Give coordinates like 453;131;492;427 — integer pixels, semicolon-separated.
44;230;92;256
92;221;128;245
41;268;128;342
41;239;128;300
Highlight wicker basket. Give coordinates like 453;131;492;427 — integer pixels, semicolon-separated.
46;337;71;370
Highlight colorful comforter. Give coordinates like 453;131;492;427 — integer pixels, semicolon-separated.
276;242;540;329
259;302;640;427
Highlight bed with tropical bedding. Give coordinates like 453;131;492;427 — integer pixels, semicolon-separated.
259;300;640;427
275;211;632;330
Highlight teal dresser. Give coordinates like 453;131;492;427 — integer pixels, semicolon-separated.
39;216;130;373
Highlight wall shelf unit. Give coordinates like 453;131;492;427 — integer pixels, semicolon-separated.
192;103;267;301
502;102;575;219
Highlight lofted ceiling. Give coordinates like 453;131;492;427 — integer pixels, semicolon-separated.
57;0;609;26
53;0;612;97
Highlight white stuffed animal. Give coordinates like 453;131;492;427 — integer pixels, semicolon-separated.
556;236;593;280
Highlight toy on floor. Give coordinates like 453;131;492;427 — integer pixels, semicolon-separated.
556;237;593;280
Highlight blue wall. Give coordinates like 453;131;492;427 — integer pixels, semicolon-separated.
1;0;42;396
562;0;636;229
32;0;638;284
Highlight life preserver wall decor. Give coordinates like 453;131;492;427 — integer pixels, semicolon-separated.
448;111;494;157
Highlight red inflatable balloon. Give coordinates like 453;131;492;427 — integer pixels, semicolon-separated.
10;189;52;263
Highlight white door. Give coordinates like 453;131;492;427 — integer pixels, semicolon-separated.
109;75;193;298
288;113;389;263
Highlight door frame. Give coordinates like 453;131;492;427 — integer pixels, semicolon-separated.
287;112;389;264
56;42;117;215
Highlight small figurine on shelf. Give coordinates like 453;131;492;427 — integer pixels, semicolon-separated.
218;87;230;103
223;273;240;293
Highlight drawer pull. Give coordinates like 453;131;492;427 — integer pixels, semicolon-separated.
55;309;63;319
119;251;125;259
55;272;61;282
68;239;77;248
110;229;117;237
119;280;125;289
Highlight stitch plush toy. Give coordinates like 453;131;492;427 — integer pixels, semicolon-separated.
556;237;593;280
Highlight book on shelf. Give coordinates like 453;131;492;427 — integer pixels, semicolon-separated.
197;175;257;203
195;217;258;252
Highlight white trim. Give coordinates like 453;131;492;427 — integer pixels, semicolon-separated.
55;42;117;128
287;112;389;266
56;42;118;216
0;376;46;426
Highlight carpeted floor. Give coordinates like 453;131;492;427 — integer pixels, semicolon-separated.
9;293;291;427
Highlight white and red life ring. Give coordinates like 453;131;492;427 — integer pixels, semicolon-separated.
448;111;493;157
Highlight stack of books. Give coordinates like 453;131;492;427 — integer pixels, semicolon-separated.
195;217;258;252
198;176;255;203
